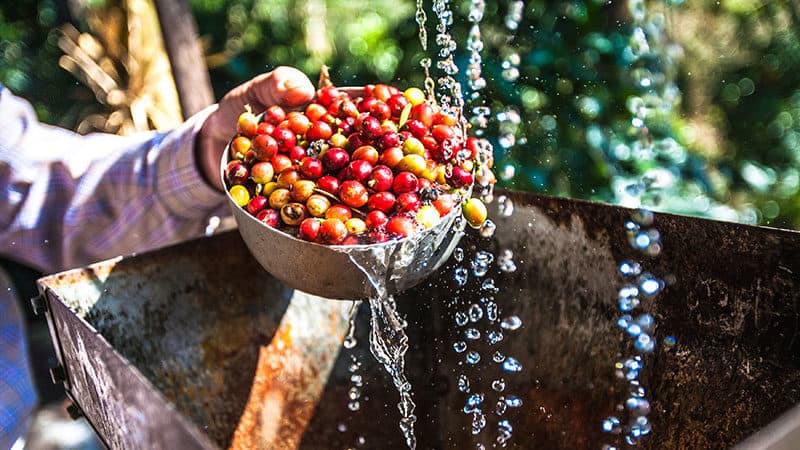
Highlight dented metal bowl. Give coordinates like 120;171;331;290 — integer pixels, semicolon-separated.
221;88;465;300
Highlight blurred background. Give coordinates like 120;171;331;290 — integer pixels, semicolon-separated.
1;0;799;229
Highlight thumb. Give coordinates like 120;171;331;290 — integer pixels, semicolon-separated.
246;66;316;110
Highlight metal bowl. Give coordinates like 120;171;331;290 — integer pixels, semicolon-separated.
220;90;465;300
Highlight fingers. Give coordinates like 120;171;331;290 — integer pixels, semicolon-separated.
245;66;315;110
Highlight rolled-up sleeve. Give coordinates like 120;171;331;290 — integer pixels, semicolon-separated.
0;86;226;274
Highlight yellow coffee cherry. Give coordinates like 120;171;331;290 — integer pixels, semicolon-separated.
229;185;251;207
404;87;426;106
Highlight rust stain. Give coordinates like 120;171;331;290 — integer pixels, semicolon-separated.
229;321;326;450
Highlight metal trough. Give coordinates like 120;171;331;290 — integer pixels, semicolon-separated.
35;191;800;449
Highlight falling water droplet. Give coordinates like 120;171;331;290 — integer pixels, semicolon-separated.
465;328;481;340
486;302;499;321
454;247;465;262
500;316;522;330
492;379;506;392
505;396;522;408
487;330;504;345
454;267;469;286
466;351;481;365
469;303;484;322
495;398;508;415
479;220;497;238
458;374;470;393
502;357;522;372
455;310;469;326
453;341;468;353
492;351;505;363
602;416;621;433
481;278;499;293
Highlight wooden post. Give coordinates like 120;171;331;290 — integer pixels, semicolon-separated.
153;0;214;119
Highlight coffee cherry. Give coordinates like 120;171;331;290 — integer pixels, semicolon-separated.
386;216;415;238
319;218;348;244
359;115;382;139
247;195;268;215
264;105;286;125
317;175;340;195
306;120;333;141
321;147;350;172
271;154;293;174
404;120;427;139
447;166;474;188
463;198;488;228
340;180;369;208
252;134;278;161
397;154;427;176
403;136;426;155
325;204;352;222
230;136;252;160
229;185;251;207
237;111;259;137
352;145;379;165
281;202;307;226
396;192;421;213
256;208;279;227
416;205;441;228
386;93;410;116
288;114;311;135
269;188;291;209
262;181;279;197
392;171;419;194
306;194;331;217
257;122;275;136
289;145;307;161
299;157;324;179
432;124;455;142
410;103;434;128
250;161;275;184
317;86;341;106
378;131;401;150
368;191;396;213
225;161;249;185
341;160;373;182
292;180;316;202
299;218;321;241
370;101;391;121
433;194;455;217
276;170;300;188
404;87;426;106
372;84;392;102
365;210;389;229
345;218;367;235
434;111;458;126
305;103;327;122
273;127;296;149
366;165;394;192
379;146;404;168
330;133;347;148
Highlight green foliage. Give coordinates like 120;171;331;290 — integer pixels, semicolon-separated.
2;0;799;228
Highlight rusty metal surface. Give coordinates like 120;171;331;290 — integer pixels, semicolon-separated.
39;191;800;449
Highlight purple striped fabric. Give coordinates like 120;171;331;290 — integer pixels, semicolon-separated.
0;84;226;446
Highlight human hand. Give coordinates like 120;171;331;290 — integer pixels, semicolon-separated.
196;66;315;191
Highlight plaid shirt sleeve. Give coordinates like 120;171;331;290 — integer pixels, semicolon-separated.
0;85;227;274
0;85;228;446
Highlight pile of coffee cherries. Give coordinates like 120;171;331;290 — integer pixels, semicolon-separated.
224;83;493;245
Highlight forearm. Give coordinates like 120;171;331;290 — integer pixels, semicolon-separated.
0;87;226;273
